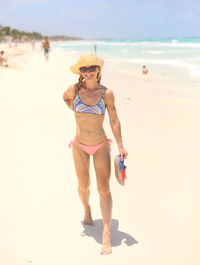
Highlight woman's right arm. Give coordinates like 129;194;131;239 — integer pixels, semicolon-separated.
63;84;76;110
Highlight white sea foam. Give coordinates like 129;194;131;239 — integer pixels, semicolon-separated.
106;57;187;67
155;42;200;48
121;49;129;53
188;66;200;76
54;40;200;49
147;50;164;54
89;40;200;49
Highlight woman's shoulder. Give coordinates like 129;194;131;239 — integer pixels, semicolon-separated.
102;86;115;106
68;83;78;91
103;86;114;98
100;84;113;94
63;83;77;98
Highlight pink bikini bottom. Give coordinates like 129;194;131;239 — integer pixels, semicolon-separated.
68;139;112;156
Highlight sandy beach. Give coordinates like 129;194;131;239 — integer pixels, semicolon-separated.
0;43;200;265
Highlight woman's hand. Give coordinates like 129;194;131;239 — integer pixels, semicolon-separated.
118;146;128;161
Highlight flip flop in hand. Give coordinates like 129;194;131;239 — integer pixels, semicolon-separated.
114;154;127;185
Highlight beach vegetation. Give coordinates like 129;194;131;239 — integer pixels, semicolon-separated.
0;24;81;42
0;24;43;42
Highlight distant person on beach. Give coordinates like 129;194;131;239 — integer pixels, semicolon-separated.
63;53;127;255
8;40;12;48
94;43;97;54
142;65;148;74
42;37;50;60
31;40;35;50
0;51;8;67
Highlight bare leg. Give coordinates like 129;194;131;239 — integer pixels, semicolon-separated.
72;143;94;225
93;142;112;255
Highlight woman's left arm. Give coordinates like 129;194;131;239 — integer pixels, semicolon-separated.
105;89;128;160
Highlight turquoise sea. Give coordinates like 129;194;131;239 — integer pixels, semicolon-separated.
52;38;200;77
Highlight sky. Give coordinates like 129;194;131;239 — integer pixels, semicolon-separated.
0;0;200;39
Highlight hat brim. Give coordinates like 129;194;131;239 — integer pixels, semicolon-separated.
70;56;104;75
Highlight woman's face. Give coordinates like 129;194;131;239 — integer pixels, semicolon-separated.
80;65;100;81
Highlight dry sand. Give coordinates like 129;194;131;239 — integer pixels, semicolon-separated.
0;43;200;265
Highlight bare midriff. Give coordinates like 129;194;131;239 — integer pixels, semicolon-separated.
74;112;107;145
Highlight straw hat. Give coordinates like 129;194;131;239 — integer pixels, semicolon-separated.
70;53;104;75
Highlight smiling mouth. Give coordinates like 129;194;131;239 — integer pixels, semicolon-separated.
85;73;93;77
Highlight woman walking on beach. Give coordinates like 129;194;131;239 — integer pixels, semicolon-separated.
42;37;50;60
63;54;127;255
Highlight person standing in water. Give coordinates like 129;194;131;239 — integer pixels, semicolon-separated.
94;43;97;54
63;54;127;255
142;65;148;74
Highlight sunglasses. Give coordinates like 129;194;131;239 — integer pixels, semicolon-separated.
79;65;99;73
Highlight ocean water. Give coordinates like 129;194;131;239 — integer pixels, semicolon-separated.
52;38;200;77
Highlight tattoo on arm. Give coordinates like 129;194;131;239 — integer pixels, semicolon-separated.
66;98;72;105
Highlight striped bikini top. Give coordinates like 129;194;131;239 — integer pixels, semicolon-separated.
73;87;107;115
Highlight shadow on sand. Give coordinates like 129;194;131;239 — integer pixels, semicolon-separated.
81;219;138;247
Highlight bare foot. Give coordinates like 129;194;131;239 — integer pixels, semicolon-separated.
83;207;94;226
100;231;112;255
